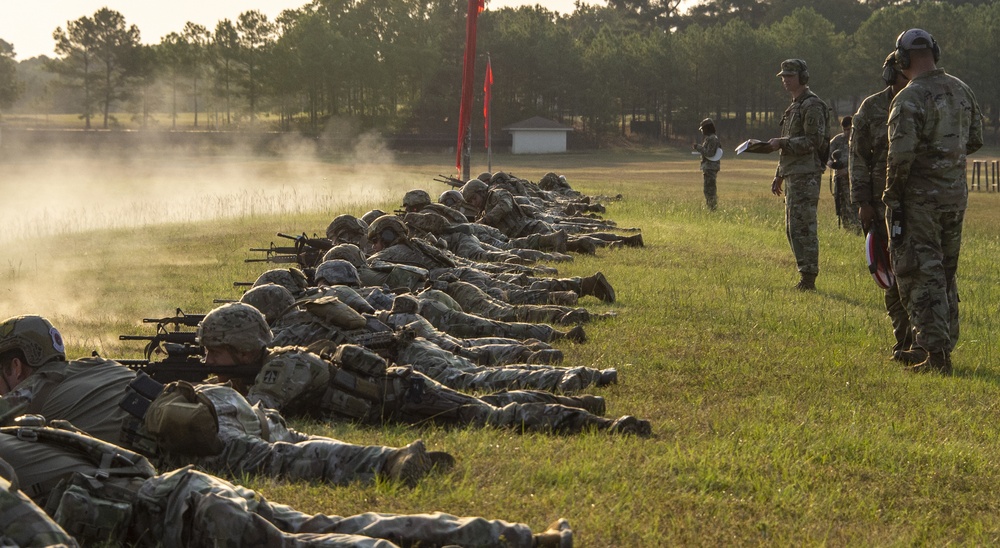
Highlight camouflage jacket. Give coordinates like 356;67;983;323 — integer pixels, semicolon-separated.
885;68;984;211
479;188;531;238
829;132;849;174
0;358;134;445
694;133;721;172
776;88;828;177
850;86;893;208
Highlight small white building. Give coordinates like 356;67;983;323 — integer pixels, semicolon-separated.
504;116;573;154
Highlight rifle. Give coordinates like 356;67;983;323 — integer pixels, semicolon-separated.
141;309;205;329
434;174;465;188
118;355;262;385
244;254;301;264
276;232;333;252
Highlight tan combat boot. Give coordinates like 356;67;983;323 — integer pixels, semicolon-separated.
533;518;573;548
580;272;616;303
565;237;596;255
795;272;817;291
907;350;952;375
384;440;455;487
538;230;568;253
892;347;928;365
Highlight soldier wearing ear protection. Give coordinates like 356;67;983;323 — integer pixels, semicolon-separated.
849;51;914;364
884;28;983;375
766;58;831;291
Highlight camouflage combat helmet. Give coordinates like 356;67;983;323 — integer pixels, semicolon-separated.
197;302;273;353
252;268;309;297
538;172;561;190
489;171;513;185
239;283;295;324
391;294;420;315
360;209;387;227
439;189;466;208
326;214;368;241
0;315;66;368
322;243;367;269
460;179;489;203
315;259;362;287
402;189;432;212
476;172;492;182
367;215;409;248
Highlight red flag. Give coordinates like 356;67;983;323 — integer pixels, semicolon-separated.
483;58;493;149
456;0;485;171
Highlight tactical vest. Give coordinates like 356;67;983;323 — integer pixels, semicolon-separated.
0;421;156;545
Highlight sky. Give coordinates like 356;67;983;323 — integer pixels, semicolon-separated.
1;0;605;61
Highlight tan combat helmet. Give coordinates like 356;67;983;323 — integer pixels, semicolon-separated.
326;214;368;242
315;259;362;287
402;189;432;213
252;268;310;298
239;283;295;325
460;179;489;204
0;315;66;367
196;303;273;353
322;243;368;269
367;215;410;248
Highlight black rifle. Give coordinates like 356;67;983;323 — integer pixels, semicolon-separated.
276;232;334;252
244;254;301;264
142;309;205;329
118;355;262;384
434;174;465;188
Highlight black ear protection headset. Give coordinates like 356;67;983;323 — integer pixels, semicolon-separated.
895;29;941;70
881;52;899;87
380;228;397;246
797;67;809;86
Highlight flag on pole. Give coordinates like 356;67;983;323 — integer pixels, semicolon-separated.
456;0;485;171
483;57;493;149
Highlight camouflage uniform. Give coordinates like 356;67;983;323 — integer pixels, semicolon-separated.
884;68;983;358
0;464;78;547
0;425;554;548
248;345;650;436
0;357;136;445
694;132;721;210
775;87;827;278
830;130;860;231
850;86;912;353
440;280;592;325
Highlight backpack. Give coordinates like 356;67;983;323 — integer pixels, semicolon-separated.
804;94;835;168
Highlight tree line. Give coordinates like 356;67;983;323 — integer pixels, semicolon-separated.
1;0;997;144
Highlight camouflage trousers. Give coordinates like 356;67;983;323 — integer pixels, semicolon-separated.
136;467;537;548
398;337;602;393
873;218;914;352
385;368;616;434
0;475;78;548
703;169;718;210
445;281;584;325
834;172;861;232
783;172;821;275
889;206;963;353
420;305;559;342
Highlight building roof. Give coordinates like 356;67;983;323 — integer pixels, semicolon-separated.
503;116;574;131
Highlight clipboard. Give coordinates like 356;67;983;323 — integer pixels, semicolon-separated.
735;139;773;155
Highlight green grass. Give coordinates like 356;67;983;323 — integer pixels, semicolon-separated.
3;146;1000;545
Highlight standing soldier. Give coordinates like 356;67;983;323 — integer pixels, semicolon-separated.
693;118;721;211
829;116;861;232
849;51;914;363
884;29;983;374
765;59;829;291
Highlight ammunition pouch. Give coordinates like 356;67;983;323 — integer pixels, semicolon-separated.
334;344;389;377
144;381;223;457
299;295;367;330
385;265;428;293
50;472;144;545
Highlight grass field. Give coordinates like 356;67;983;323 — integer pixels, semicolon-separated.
3;144;1000;545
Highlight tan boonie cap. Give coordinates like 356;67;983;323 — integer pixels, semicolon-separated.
776;58;807;76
